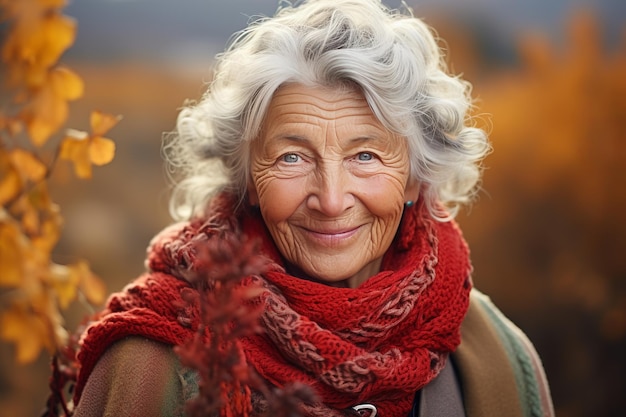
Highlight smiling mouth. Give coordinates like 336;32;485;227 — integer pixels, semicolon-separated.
301;226;361;243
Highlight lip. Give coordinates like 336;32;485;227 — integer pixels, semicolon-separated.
300;225;361;245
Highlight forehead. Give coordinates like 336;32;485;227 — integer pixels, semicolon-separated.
265;83;378;123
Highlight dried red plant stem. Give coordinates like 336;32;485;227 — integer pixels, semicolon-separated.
175;236;265;417
175;235;316;417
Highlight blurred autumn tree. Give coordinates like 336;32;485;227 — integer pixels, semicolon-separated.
454;11;626;417
0;0;118;364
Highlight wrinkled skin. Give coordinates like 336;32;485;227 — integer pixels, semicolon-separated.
248;83;418;288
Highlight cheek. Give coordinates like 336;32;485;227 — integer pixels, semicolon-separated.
370;203;404;238
359;176;408;241
360;175;407;214
254;175;305;226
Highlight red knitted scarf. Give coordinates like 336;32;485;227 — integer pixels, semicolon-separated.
74;195;472;417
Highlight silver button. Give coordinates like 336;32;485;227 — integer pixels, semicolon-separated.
352;403;377;417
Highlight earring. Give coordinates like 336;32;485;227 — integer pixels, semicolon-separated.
405;200;414;208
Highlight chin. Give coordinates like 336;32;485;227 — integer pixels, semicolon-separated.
308;267;375;288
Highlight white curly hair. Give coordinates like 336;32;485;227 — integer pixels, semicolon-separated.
163;0;490;221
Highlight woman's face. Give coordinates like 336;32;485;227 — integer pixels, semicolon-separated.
248;83;417;287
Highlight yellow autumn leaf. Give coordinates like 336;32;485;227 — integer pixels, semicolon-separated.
23;67;84;146
9;149;47;183
90;111;122;137
0;169;21;206
30;13;76;71
50;66;84;100
0;152;22;206
90;136;116;166
0;218;26;287
39;13;76;70
8;182;56;236
25;180;54;208
17;180;54;212
21;204;40;236
1;11;76;89
48;263;79;310
31;215;62;255
9;193;39;235
0;302;50;363
24;84;68;146
60;132;92;178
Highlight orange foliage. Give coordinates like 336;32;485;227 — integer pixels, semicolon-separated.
474;11;626;336
460;16;626;415
0;0;118;363
483;12;626;207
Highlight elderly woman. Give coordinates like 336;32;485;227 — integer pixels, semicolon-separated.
67;0;553;416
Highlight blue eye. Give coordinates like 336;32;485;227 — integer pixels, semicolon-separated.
281;153;300;163
357;152;374;161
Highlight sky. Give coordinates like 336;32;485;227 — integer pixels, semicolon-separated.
64;0;625;66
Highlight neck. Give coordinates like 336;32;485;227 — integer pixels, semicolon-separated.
285;258;383;288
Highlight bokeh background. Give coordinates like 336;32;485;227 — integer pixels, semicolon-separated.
1;0;625;415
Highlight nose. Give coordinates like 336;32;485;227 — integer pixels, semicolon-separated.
306;162;355;216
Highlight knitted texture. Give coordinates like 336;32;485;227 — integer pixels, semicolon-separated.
73;195;472;417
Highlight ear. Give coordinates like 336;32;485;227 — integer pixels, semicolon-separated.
404;177;420;204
